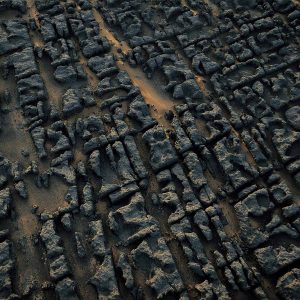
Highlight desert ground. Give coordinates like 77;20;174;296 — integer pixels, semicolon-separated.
0;0;300;299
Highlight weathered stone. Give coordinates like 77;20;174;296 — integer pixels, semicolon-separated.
14;181;28;199
0;188;11;219
128;95;157;129
88;150;102;178
131;237;185;298
89;220;106;259
0;20;30;55
90;254;120;300
88;55;118;79
282;203;300;219
55;277;79;300
255;245;300;275
143;126;178;172
61;213;72;232
10;47;38;80
80;183;95;217
108;192;159;245
112;141;136;183
285;106;300;131
183;152;206;189
40;220;64;258
62;88;95;117
194;210;213;241
18;74;46;107
54;65;77;83
30;126;47;159
108;183;139;204
51;165;76;185
124;135;148;179
117;253;134;289
242;189;274;217
276;268;300;300
49;255;70;281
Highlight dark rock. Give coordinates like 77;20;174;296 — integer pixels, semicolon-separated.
285;106;300;131
35;0;59;11
255;245;300;275
53;14;69;37
62;88;95;117
40;220;64;258
143;126;178;172
270;224;299;239
0;240;13;298
181;111;206;148
49;255;70;281
128;95;157;129
51;151;73;167
18;74;46;107
242;189;274;217
0;229;9;240
82;37;110;58
51;165;76;185
64;186;78;209
171;117;192;154
131;236;185;298
89;150;101;178
282;203;300;219
98;183;119;198
112;141;136;183
276;268;300;300
214;135;259;191
156;169;172;184
235;202;268;248
194;210;213;241
90;254;120;299
108;182;139;204
89;220;106;259
272;129;300;164
117;253;134;289
76;161;87;179
0;0;27;13
80;183;95;217
61;213;72;232
123;135;148;179
270;182;293;205
88;55;118;79
195;279;230;300
0;156;11;188
224;267;239;291
14;181;28;199
54;66;77;83
213;250;227;268
40;18;56;42
108;192;159;245
11;162;23;182
0;188;11;219
96;71;133;96
173;79;204;101
183;152;206;189
265;214;281;232
230;260;250;291
0;20;30;55
193;53;220;75
55;277;79;300
10;47;38;80
30;126;47;159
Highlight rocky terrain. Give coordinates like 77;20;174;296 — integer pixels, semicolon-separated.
0;0;300;299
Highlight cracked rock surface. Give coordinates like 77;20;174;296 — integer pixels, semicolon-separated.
0;0;300;299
